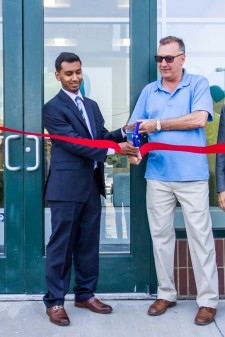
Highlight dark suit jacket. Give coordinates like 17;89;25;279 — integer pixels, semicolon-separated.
43;89;123;202
216;104;225;192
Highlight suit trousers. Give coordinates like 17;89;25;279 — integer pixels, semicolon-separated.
146;179;219;308
43;172;101;308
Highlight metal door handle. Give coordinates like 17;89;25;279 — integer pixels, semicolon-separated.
26;135;40;171
5;135;21;171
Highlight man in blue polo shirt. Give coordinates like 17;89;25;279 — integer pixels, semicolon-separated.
129;36;218;325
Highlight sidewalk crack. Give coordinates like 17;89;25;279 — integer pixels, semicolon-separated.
214;319;225;337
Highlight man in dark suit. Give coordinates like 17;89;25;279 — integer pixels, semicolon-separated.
43;52;138;326
216;105;225;210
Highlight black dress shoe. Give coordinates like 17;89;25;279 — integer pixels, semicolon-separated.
46;305;70;326
75;297;113;314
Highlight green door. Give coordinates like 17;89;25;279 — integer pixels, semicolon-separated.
0;0;157;295
0;0;45;293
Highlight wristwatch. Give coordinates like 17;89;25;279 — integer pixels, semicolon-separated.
156;120;161;131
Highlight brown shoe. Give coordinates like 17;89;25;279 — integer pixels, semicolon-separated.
148;299;177;316
75;297;113;314
46;305;70;326
194;307;216;325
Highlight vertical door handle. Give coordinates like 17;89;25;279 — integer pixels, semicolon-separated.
26;135;40;171
5;135;21;171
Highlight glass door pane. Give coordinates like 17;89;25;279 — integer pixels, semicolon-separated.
44;0;131;253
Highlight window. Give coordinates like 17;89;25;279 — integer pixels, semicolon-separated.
157;0;225;209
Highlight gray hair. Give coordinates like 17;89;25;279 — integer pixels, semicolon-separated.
159;36;185;54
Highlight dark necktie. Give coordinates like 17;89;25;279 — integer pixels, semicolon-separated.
75;96;86;121
75;96;97;169
75;96;94;138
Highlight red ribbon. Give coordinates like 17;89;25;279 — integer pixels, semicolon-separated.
139;142;225;157
1;126;225;156
0;126;121;153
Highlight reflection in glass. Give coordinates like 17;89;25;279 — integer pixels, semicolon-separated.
44;0;130;253
0;1;4;254
100;158;130;253
167;0;225;18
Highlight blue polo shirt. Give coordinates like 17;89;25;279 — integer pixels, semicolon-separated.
129;69;213;181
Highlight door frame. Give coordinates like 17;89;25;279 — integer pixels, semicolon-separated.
23;0;45;293
99;0;158;293
1;0;24;293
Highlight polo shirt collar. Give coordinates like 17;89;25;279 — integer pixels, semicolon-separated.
154;68;191;92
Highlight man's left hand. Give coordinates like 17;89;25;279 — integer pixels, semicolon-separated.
137;119;156;134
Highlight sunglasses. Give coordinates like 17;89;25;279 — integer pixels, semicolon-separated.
154;53;184;63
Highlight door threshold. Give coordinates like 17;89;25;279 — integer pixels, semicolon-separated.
0;293;155;301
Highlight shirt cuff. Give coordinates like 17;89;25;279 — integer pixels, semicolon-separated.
107;149;115;155
121;127;126;138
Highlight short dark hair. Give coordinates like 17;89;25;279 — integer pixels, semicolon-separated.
55;52;82;71
159;36;185;54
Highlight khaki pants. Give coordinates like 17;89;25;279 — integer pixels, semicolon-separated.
146;179;219;308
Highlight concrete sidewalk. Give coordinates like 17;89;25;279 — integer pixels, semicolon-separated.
0;296;224;337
